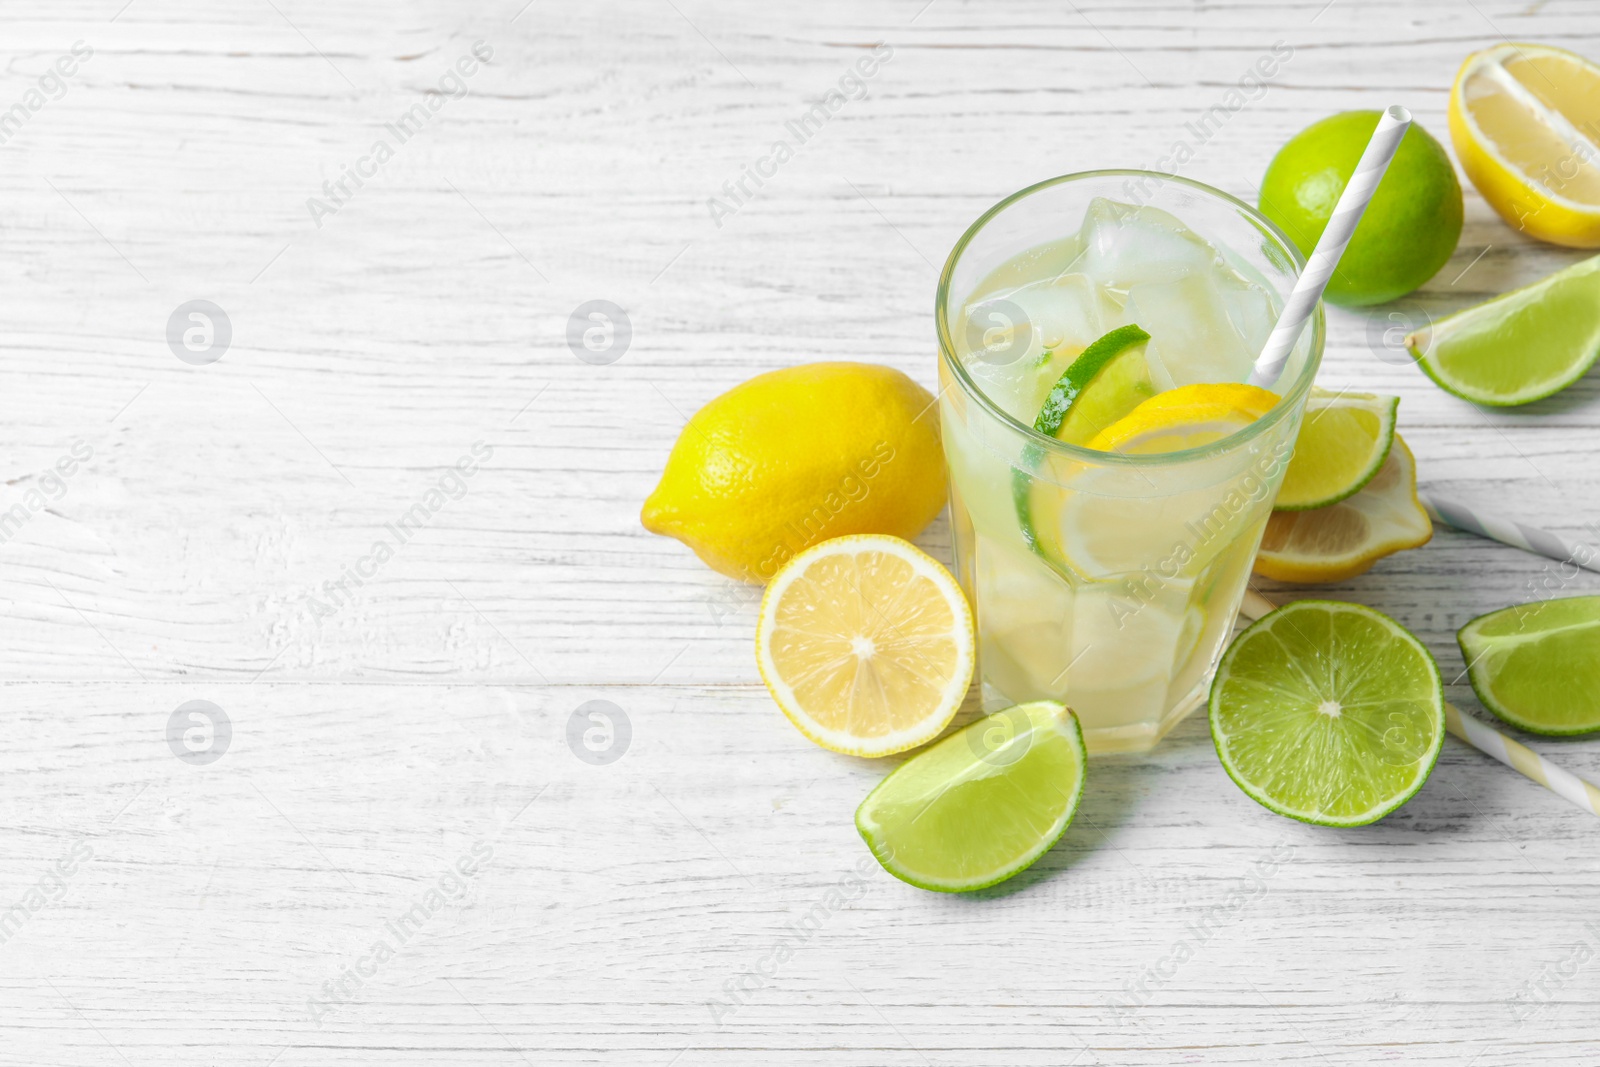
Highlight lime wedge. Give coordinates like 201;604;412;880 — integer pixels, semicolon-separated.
856;701;1086;892
1275;389;1398;511
1458;596;1600;735
1033;324;1154;445
1209;600;1444;827
1406;254;1600;406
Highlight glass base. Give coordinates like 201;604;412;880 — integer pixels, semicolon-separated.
981;673;1211;755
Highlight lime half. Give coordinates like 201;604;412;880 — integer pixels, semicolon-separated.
1275;389;1398;511
1458;596;1600;735
1406;254;1600;406
1210;600;1444;827
856;701;1086;892
1034;323;1154;445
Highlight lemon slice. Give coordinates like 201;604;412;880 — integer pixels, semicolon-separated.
1449;42;1600;248
1254;436;1432;583
755;535;975;757
1275;388;1398;511
1086;383;1279;454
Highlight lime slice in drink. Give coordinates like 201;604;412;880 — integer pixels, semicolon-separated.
1033;323;1154;445
1458;596;1600;735
1275;388;1398;511
856;700;1086;892
1209;600;1445;827
1405;254;1600;406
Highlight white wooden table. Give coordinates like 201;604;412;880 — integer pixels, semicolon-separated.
3;1;1599;1063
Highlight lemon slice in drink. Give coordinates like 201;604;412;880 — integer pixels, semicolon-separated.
1449;43;1600;248
1275;389;1398;511
755;535;974;757
1210;600;1445;827
1458;596;1600;735
1086;383;1279;454
1254;436;1432;582
855;701;1086;892
1405;254;1600;406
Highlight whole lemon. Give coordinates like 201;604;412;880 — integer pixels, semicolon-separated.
642;363;946;584
1260;111;1463;306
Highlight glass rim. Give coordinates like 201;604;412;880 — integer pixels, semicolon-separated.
935;169;1324;467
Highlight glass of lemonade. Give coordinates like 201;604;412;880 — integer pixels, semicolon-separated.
936;172;1323;755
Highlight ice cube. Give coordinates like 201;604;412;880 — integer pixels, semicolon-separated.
1217;276;1276;363
1077;197;1219;291
1124;273;1255;386
1012;272;1119;353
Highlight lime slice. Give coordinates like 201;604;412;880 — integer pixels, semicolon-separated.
1275;389;1398;511
1033;324;1154;445
1406;254;1600;405
1209;600;1445;827
855;701;1086;892
1458;596;1600;735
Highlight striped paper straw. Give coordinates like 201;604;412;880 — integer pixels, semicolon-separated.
1444;703;1600;817
1248;105;1413;388
1421;491;1600;576
1238;589;1600;819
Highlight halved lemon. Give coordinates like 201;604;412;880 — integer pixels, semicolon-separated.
755;535;975;757
1086;383;1279;454
1449;42;1600;248
1254;436;1432;583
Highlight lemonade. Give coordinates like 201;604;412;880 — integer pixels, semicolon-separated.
936;173;1322;754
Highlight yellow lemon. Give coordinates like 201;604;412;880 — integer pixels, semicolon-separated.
1086;383;1279;454
756;535;974;757
1449;42;1600;248
642;363;946;584
1253;436;1432;583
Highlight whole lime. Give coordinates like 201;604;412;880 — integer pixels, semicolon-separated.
1260;111;1463;307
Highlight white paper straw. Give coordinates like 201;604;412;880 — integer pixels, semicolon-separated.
1420;491;1600;576
1248;105;1413;388
1238;589;1600;819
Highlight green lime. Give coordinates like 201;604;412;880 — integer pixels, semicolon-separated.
1458;596;1600;735
1259;111;1463;307
856;701;1086;892
1209;600;1444;827
1033;323;1154;445
1406;254;1600;406
1275;389;1398;511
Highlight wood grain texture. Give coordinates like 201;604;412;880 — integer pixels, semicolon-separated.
2;0;1599;1063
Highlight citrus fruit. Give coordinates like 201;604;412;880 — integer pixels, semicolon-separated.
1449;42;1600;248
1209;599;1445;827
641;363;946;584
1259;110;1463;306
1254;435;1431;583
1034;324;1155;445
1405;253;1600;406
1275;388;1398;511
855;700;1086;892
1086;382;1279;454
755;535;974;757
1458;595;1600;735
1015;383;1278;579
